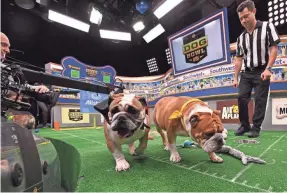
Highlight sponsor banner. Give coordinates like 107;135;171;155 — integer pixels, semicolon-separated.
80;91;109;113
274;57;287;66
216;99;254;124
163;64;235;88
61;107;90;124
272;98;287;125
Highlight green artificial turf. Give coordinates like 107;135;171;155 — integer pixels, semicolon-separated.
38;128;287;192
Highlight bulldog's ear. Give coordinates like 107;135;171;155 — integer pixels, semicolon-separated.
108;94;114;105
189;114;199;127
138;97;148;107
213;110;221;116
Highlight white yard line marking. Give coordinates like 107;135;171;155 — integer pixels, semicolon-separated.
266;159;276;165
227;136;239;140
231;134;286;182
188;160;208;169
268;186;273;192
148;156;268;192
60;131;106;146
282;161;287;164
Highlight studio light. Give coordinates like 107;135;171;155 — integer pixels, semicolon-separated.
165;48;172;65
153;0;183;19
90;8;103;25
133;21;145;32
268;0;287;26
143;24;165;43
48;10;90;32
99;29;131;41
136;0;150;14
146;58;159;73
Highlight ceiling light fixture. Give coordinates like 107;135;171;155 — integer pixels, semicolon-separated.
90;8;103;25
99;29;131;41
143;24;165;43
48;10;90;32
153;0;183;19
133;21;145;32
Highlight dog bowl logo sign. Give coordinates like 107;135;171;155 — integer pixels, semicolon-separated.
182;28;208;63
276;103;287;119
68;109;83;122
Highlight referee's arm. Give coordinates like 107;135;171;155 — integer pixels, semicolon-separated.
266;22;280;69
234;37;244;83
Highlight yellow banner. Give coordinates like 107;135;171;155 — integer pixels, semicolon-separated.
61;107;90;124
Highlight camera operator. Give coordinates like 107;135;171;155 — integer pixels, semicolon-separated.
1;32;50;130
1;32;49;94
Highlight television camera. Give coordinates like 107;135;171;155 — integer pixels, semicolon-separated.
1;59;124;192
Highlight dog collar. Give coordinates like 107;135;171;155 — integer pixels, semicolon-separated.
168;98;203;131
169;98;202;120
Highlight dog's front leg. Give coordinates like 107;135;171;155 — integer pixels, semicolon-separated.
135;129;149;155
112;145;130;171
208;152;223;163
167;129;181;163
106;138;130;171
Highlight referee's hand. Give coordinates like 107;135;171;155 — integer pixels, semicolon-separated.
233;80;239;88
261;70;271;81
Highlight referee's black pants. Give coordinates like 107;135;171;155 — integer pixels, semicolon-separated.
238;70;270;130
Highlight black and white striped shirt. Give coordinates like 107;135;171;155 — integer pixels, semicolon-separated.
236;20;280;69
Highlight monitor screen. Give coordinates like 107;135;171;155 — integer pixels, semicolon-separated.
168;8;231;77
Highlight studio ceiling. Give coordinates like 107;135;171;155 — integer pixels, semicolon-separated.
2;0;282;77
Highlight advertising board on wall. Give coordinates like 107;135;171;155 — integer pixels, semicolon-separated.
61;107;90;124
272;98;287;125
216;99;254;124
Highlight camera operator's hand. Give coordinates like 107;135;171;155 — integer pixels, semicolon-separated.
31;85;49;93
7;90;23;102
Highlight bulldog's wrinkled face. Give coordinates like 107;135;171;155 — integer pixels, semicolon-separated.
108;93;147;138
188;111;225;152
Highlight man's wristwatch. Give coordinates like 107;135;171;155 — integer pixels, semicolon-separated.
266;67;272;72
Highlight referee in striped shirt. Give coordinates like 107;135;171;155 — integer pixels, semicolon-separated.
233;0;280;138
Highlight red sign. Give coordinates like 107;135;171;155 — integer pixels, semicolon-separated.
216;99;254;124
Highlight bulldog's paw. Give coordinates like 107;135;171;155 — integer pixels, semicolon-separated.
170;152;181;163
115;159;130;171
164;145;170;151
211;156;224;163
134;147;144;156
129;150;136;156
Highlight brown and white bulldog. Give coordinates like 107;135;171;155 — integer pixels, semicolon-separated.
153;96;227;163
104;93;150;172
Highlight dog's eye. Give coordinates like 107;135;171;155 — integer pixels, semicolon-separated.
127;106;139;114
111;107;120;115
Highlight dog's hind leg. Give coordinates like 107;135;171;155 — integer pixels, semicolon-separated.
135;129;149;155
153;106;169;150
128;143;136;155
157;128;169;151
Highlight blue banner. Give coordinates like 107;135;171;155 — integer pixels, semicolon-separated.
80;91;109;113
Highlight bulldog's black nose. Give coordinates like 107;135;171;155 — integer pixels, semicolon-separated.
118;115;126;122
217;137;224;145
